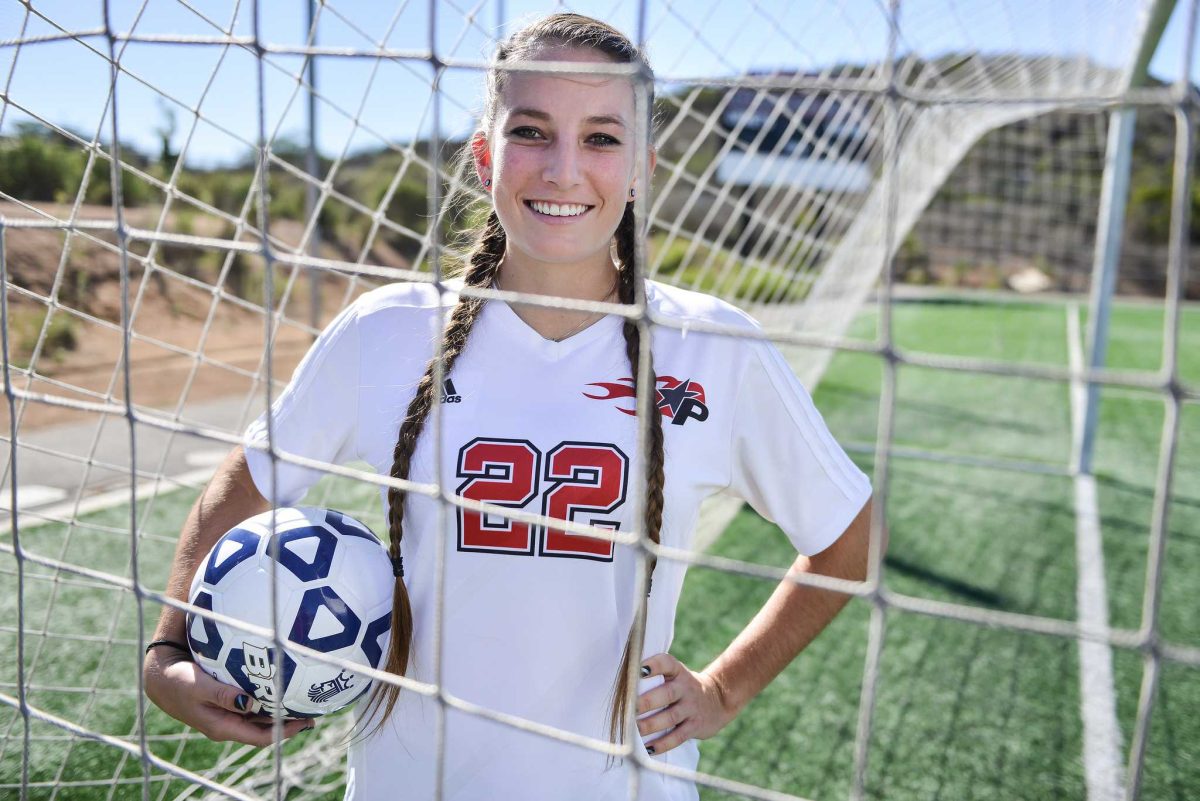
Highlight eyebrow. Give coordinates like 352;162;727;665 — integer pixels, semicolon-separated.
509;107;628;128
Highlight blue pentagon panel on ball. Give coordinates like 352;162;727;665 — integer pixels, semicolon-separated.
362;611;392;669
275;522;337;582
324;508;382;545
289;586;362;652
185;590;222;662
202;526;260;585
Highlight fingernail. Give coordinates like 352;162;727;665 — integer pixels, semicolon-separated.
640;665;651;678
234;694;249;712
646;746;656;755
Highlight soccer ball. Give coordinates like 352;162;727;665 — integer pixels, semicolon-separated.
185;506;394;719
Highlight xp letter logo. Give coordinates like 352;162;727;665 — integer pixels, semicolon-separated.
584;375;710;426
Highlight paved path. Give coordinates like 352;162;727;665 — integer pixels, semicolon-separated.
0;394;264;525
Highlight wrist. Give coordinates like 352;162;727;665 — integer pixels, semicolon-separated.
143;639;192;675
145;638;192;658
701;663;747;718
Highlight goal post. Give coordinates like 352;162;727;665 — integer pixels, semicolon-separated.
1077;0;1180;476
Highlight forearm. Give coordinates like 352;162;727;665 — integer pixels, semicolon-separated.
701;499;874;716
152;447;269;643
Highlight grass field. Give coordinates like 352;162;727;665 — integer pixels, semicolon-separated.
1;294;1197;800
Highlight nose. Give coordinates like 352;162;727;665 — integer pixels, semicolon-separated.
541;136;583;189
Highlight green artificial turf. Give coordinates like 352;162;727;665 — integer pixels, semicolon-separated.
674;297;1199;800
1;296;1196;800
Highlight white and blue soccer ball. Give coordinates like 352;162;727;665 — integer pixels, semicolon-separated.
186;506;394;719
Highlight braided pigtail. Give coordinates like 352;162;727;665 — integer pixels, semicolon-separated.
356;211;507;738
606;201;666;751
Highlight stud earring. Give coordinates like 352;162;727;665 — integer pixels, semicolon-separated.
630;187;636;199
484;178;492;189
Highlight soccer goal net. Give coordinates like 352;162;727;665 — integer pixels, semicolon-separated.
1;0;1196;799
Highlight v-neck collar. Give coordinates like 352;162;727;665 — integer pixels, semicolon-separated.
485;296;624;362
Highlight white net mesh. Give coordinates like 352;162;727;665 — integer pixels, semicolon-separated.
1;1;1197;799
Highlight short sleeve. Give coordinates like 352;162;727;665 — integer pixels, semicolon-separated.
727;336;871;556
243;301;361;506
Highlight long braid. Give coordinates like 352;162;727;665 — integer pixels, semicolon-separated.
607;201;667;749
356;211;506;736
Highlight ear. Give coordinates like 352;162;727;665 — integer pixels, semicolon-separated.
471;131;492;187
630;146;657;197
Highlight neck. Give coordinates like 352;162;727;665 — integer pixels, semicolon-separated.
494;248;621;342
496;245;618;298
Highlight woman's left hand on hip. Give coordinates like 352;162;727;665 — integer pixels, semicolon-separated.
635;653;736;756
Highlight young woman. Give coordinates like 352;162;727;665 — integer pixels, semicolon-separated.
143;13;874;801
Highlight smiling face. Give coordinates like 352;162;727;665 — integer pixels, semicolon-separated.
475;45;653;275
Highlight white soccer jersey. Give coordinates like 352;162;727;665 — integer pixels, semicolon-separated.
243;279;871;801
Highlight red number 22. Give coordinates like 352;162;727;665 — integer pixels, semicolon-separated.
455;438;628;562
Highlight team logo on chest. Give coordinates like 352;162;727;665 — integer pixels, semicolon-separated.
583;375;710;426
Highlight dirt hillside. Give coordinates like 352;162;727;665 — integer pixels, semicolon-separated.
3;200;380;431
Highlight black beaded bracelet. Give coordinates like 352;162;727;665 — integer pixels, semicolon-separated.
145;639;193;658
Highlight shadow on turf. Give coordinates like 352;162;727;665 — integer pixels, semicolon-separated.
1095;471;1200;515
893;297;1042;310
884;554;1009;607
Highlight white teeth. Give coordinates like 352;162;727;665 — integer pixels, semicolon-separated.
530;201;588;217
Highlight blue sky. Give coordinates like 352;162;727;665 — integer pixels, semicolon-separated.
1;0;1196;168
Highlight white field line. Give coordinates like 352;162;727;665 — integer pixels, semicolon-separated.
0;484;66;509
0;466;217;536
1067;302;1126;801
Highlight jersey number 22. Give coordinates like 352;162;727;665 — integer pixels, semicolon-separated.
455;437;629;562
